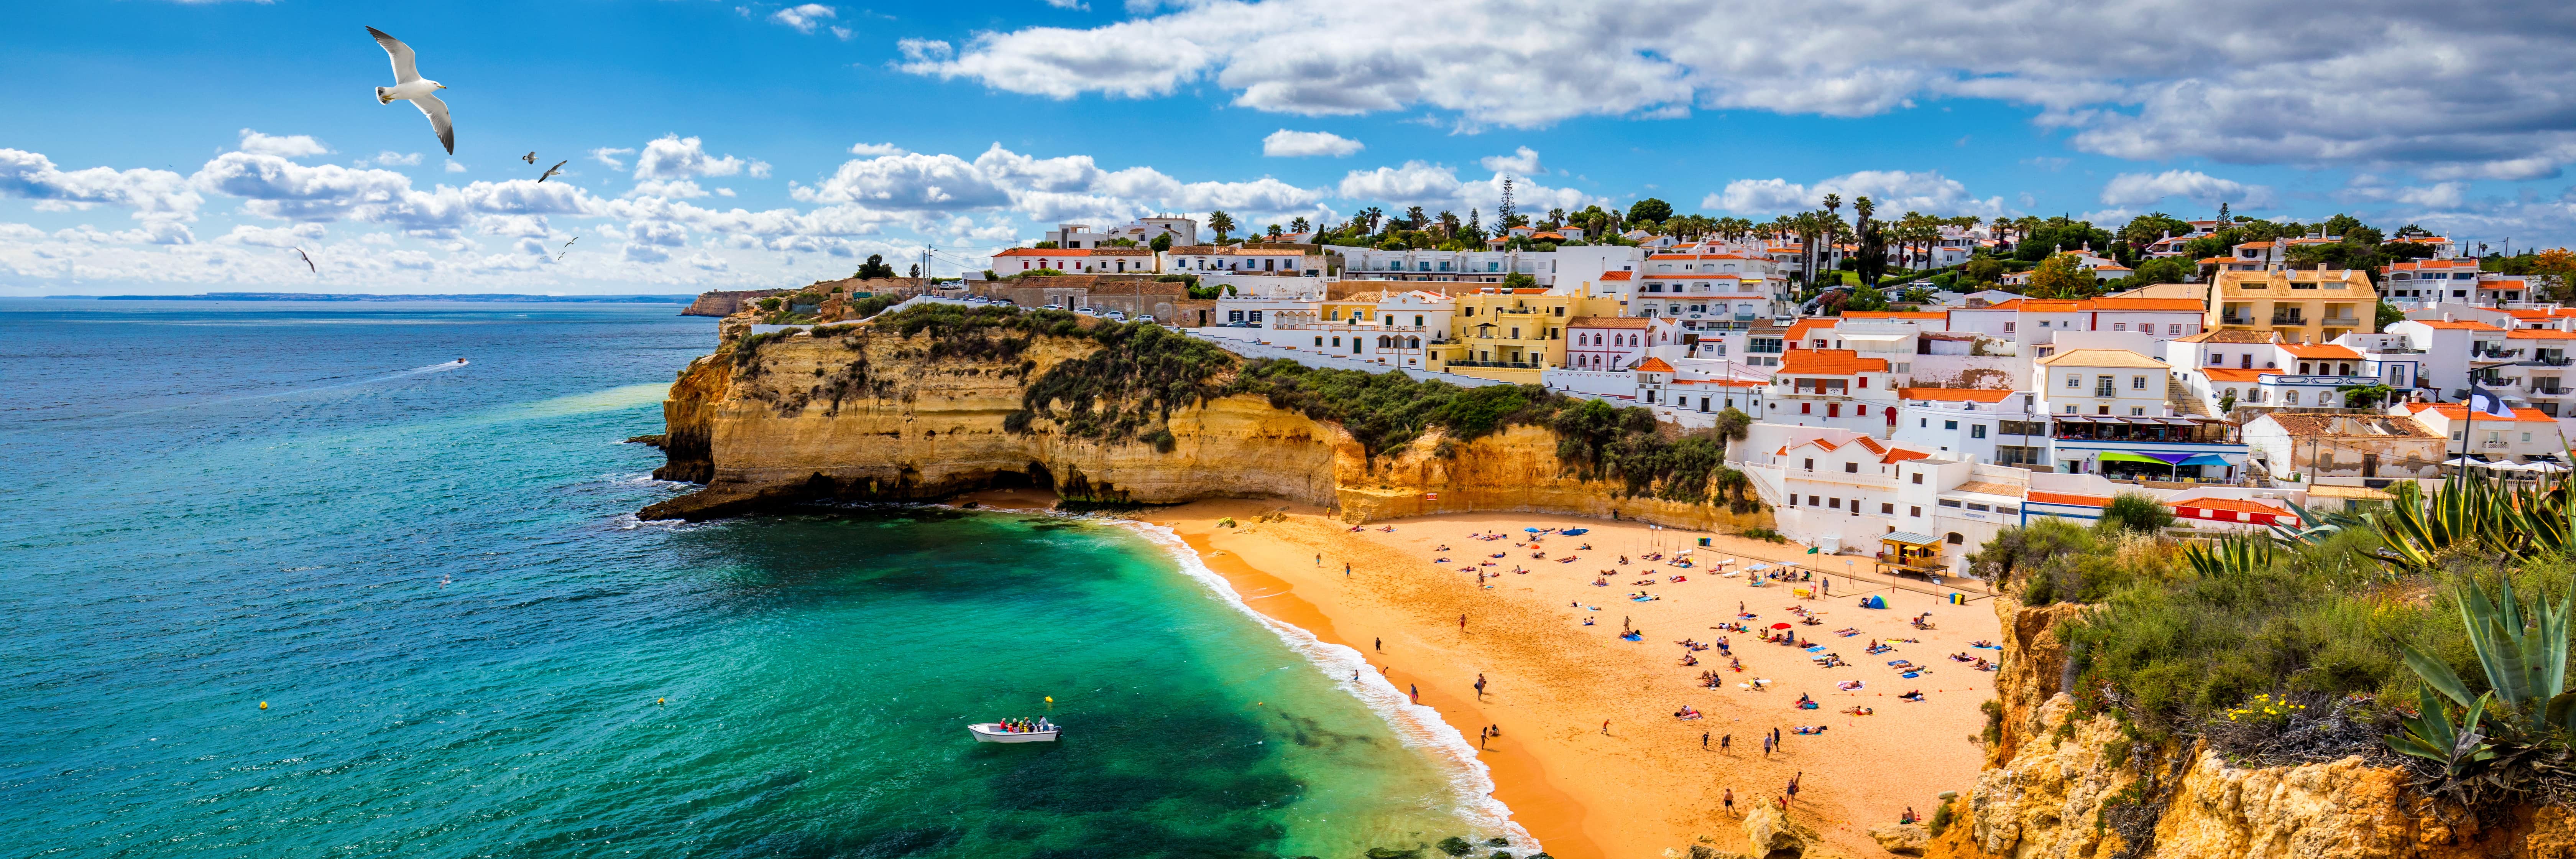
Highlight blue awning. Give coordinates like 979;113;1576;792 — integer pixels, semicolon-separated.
2179;453;2236;467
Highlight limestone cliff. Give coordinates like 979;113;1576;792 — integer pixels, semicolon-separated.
680;289;784;317
1915;597;2576;859
640;314;1774;530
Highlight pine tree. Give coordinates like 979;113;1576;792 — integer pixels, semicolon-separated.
1498;176;1516;228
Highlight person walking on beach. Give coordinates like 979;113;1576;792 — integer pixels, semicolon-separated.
1601;719;1610;735
1316;553;1322;567
1785;775;1800;807
1720;733;1731;754
1761;735;1772;757
1701;731;1709;749
1409;683;1419;703
1723;788;1735;815
1375;637;1381;652
1345;563;1351;577
1474;673;1487;699
1459;614;1468;633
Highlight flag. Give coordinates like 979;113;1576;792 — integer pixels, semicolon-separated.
1806;546;1819;555
2468;385;2516;419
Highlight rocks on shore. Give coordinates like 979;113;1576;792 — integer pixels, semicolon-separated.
1865;823;1927;856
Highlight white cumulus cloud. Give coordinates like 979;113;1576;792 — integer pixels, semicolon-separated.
1262;130;1363;158
769;4;836;34
633;135;746;180
1479;146;1543;175
2098;170;2275;209
237;129;332;160
1706;170;2004;217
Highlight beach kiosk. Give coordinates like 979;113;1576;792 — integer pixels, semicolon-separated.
1876;532;1947;580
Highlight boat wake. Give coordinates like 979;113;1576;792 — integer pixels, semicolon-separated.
1116;520;1541;855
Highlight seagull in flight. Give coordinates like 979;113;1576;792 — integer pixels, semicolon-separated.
522;152;537;165
556;237;578;261
537;160;566;182
294;247;317;273
366;27;452;154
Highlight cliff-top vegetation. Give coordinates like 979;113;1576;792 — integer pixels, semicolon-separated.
845;304;1761;510
1970;477;2576;811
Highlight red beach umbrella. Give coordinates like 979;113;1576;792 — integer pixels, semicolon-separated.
1771;622;1793;629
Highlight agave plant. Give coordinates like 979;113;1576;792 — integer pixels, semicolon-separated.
2386;683;2498;778
2369;474;2573;573
2267;500;2368;547
2398;576;2576;734
2182;533;2274;578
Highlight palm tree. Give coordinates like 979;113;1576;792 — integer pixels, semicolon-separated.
1405;206;1427;232
1436;210;1460;237
1359;206;1384;235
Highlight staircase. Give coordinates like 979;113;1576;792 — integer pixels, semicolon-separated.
2167;377;2214;418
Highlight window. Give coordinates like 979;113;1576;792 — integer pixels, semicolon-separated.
1844;462;1859;473
2132;376;2148;390
1829;497;1842;509
2170;324;2184;335
1971;424;1988;439
2003;322;2016;333
2000;506;2019;515
1919;418;1929;428
2209;353;2223;365
1967;503;1990;512
1910;471;1924;484
2065;405;2079;414
1939;499;1962;508
2095;376;2115;397
2526;433;2535;442
2113;323;2128;332
2130;406;2146;416
2285;390;2300;405
1314;337;1323;346
2065;374;2080;389
1910;506;1922;517
1803;458;1814;471
1801;403;1812;414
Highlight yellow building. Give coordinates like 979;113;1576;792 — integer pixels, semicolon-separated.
2204;269;2376;344
1430;287;1623;382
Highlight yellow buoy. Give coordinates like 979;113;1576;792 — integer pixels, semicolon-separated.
258;701;268;710
1043;696;1054;704
657;698;666;706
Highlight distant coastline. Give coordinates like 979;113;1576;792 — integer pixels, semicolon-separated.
50;292;696;303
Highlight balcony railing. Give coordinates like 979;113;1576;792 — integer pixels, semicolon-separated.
2220;315;2252;325
2476;349;2521;359
2322;317;2360;327
2529;356;2574;367
2483;441;2512;449
1445;360;1543;369
2269;316;2306;326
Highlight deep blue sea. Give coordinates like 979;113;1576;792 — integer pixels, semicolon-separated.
0;299;1516;859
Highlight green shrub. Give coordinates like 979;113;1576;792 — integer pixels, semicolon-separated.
2098;492;2174;534
1928;800;1954;836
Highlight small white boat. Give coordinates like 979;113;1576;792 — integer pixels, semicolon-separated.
969;722;1059;743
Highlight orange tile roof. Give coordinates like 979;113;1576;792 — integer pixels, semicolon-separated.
2506;329;2574;340
2177;497;2293;517
2506;309;2550;319
2406;319;2504;331
2279;343;2363;360
1898;388;2015;403
1569;316;1653;329
1634;357;1677;373
2407;403;2557;423
2195;256;2239;264
1598;271;1632;281
1840;311;1948;319
1783;319;1838;342
1982;299;2086;311
1779;349;1890;375
2199;367;2277;382
995;247;1091;256
1881;448;1932;465
2087;298;2205;311
1853;437;1889;455
2027;492;2110;508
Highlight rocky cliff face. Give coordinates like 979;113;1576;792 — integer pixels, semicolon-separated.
680;289;785;317
1916;598;2576;859
640;316;1774;530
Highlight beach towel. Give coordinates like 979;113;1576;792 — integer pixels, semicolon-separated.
1901;672;1922;679
1805;645;1826;653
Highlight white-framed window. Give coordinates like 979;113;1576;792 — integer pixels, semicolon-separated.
2065;374;2080;388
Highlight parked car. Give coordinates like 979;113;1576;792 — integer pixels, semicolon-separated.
1040;303;1062;310
1103;311;1128;320
1135;314;1155;323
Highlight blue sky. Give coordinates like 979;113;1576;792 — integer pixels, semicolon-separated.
4;0;2573;294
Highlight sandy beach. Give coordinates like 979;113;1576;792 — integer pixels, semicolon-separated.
1086;497;2004;859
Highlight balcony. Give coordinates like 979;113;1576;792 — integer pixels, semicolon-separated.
2484;441;2513;449
2321;316;2360;328
2475;349;2521;360
2528;356;2574;367
2269;315;2307;326
1446;359;1543;369
2220;315;2252;326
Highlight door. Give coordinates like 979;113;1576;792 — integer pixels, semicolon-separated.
2362;453;2379;477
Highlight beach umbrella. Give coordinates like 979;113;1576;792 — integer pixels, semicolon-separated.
2527;461;2569;473
1525;527;1542;533
2485;459;2531;471
2443;457;2483;468
1772;622;1793;629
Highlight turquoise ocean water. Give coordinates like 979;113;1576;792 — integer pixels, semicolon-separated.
0;299;1521;858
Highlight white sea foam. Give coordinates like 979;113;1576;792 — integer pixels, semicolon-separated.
1113;519;1542;855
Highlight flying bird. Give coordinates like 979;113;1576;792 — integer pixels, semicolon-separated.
556;236;578;261
294;247;317;273
522;152;537;165
366;26;453;154
537;160;566;182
